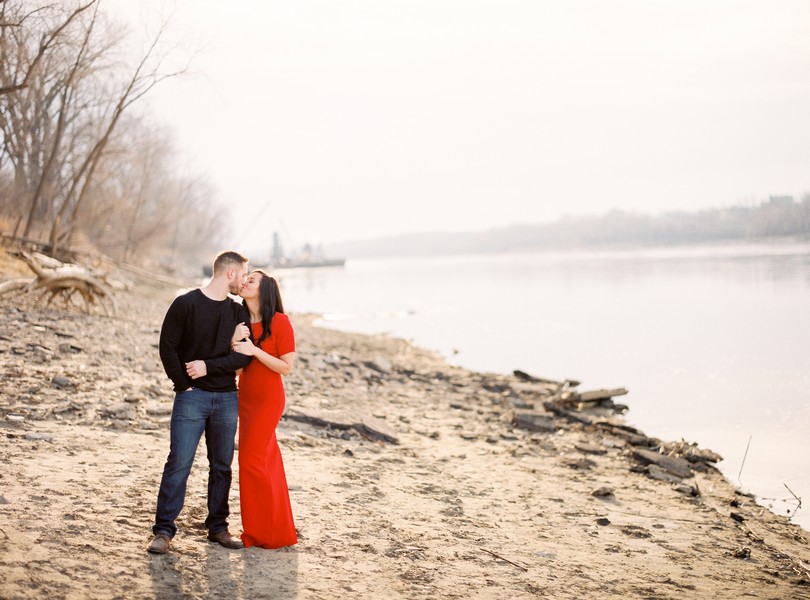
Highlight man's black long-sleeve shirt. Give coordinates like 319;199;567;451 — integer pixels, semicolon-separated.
158;289;252;392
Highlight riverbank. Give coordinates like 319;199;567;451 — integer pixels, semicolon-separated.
0;256;808;599
279;245;810;534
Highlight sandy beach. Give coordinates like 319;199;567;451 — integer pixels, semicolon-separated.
1;255;809;599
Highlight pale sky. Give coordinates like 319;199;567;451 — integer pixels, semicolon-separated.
105;0;810;254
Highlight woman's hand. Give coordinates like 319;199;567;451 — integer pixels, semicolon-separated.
232;322;250;345
232;340;256;356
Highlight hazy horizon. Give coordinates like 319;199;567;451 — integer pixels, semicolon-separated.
105;1;810;255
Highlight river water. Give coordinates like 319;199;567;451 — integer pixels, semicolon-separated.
276;241;810;532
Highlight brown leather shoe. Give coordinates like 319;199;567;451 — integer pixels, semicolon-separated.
147;533;171;554
207;530;244;549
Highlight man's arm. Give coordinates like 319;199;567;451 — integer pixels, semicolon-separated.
194;301;253;375
158;297;193;391
203;350;253;374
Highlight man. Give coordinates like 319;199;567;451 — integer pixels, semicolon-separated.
147;251;252;554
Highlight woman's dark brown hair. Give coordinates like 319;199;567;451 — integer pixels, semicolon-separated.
253;270;285;344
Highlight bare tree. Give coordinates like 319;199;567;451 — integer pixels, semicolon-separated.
1;1;106;237
1;1;226;270
22;1;102;238
0;0;97;96
70;115;230;269
48;16;188;255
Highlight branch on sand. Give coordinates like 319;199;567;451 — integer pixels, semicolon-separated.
1;250;117;316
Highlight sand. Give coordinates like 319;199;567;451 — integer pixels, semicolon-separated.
0;255;808;599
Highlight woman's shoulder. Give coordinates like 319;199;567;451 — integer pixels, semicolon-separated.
272;312;294;333
272;312;292;325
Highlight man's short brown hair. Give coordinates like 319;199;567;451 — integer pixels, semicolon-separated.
212;251;249;276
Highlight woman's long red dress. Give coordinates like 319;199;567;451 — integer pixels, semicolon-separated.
238;312;297;549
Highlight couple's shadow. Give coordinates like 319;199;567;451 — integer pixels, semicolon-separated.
149;541;299;599
238;545;300;599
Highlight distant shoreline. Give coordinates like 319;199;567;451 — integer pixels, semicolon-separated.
328;201;810;258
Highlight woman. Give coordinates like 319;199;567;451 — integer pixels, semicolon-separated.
231;270;297;549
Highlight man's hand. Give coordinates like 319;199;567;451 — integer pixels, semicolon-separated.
185;360;207;380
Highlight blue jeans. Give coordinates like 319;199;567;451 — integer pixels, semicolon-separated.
152;388;238;538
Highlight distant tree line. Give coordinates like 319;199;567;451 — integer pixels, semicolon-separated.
332;194;810;258
496;194;810;251
0;0;228;272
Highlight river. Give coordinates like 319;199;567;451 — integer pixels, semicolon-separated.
276;241;810;532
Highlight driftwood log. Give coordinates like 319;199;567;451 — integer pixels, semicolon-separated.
576;387;629;403
284;406;400;444
0;278;33;296
0;250;117;316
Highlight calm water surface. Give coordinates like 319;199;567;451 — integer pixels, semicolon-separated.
277;242;810;531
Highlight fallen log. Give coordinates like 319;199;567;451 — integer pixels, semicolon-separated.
513;410;557;433
34;273;118;316
0;277;35;296
662;439;723;464
542;401;596;425
513;369;581;389
633;448;693;479
575;388;629;403
285;406;399;444
1;250;117;316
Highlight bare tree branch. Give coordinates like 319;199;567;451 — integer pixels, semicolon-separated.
23;1;99;237
0;1;97;96
51;13;186;253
